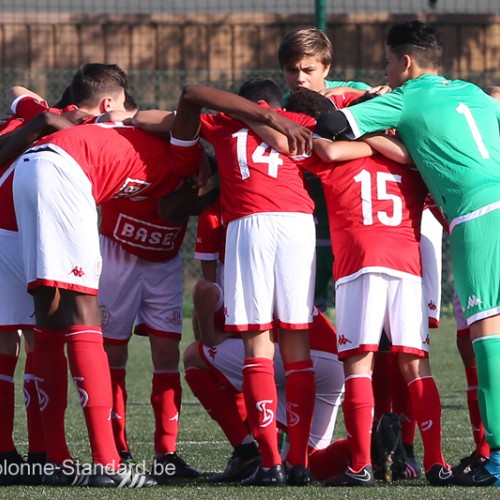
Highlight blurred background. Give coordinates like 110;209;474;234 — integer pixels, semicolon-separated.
1;0;498;310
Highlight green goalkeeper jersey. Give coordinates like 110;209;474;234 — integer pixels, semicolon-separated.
341;74;500;222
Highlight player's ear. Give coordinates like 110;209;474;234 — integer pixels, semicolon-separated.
402;54;412;72
322;64;331;78
99;97;113;113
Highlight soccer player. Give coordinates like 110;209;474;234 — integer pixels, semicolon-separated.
316;20;500;487
3;86;207;487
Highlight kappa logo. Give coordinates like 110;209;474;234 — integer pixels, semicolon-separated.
421;419;433;432
165;308;182;327
337;334;352;346
208;346;217;361
69;266;85;277
169;412;179;422
72;376;89;408
286;403;300;427
467;295;483;309
423;335;430;345
110;410;123;420
256;400;275;428
428;300;437;311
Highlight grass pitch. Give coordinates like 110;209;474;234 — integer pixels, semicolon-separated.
3;316;498;499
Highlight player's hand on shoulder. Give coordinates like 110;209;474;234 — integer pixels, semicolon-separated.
319;87;364;98
62;109;94;125
268;113;312;156
366;85;392;96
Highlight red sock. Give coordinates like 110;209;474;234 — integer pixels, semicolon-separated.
465;365;490;458
392;363;416;446
0;353;18;452
65;326;120;468
33;327;71;464
284;359;315;467
372;352;393;425
242;357;281;468
185;368;250;447
151;371;182;455
23;352;45;453
110;367;129;454
408;376;445;470
235;391;248;423
343;375;374;471
309;439;350;481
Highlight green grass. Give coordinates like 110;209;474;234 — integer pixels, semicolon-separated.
3;316;499;498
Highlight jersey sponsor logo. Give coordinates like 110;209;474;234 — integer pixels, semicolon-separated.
428;300;437;311
69;266;85;277
165;308;182;327
72;376;89;408
113;214;182;251
114;178;151;198
256;400;274;428
467;295;483;309
337;334;352;346
286;403;300;427
421;419;433;432
208;346;217;361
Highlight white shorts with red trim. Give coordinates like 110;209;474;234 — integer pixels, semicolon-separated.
0;229;35;330
200;339;344;450
421;208;443;328
13;150;101;294
224;213;315;331
99;236;183;344
335;272;429;359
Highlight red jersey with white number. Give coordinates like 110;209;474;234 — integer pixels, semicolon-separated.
194;199;226;265
200;106;315;223
99;197;187;262
0;118;24;231
306;154;427;284
33;123;201;204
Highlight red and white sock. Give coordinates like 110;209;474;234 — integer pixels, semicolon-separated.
408;376;446;470
0;353;18;453
185;367;251;447
284;359;315;468
343;375;374;472
242;357;281;468
465;365;490;458
151;371;182;455
109;367;129;454
309;439;350;481
23;352;45;454
65;326;120;468
33;327;71;464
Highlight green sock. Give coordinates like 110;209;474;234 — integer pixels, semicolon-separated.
473;336;500;448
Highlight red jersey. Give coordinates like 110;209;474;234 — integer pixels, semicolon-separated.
99;197;187;262
34;123;201;204
194;199;226;265
0;118;24;231
12;94;78;122
328;92;363;110
200;106;315;223
306;154;427;284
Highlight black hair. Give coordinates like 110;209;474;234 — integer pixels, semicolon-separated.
285;88;335;119
238;77;284;109
69;63;128;107
387;20;443;69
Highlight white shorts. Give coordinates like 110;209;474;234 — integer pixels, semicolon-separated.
99;236;183;344
335;273;428;359
420;208;443;327
224;213;316;331
200;339;344;450
0;229;35;329
13;150;101;294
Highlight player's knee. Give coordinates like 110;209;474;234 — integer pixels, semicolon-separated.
183;341;205;370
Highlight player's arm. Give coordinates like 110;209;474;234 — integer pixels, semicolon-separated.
0;111;75;166
313;138;373;162
360;133;414;165
6;85;45;107
127;109;175;136
174;84;313;155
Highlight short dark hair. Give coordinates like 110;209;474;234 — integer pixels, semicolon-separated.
285;88;335;119
69;63;128;107
238;77;284;109
387;20;443;69
124;91;138;112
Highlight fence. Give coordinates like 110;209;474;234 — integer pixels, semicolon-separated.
1;0;498;310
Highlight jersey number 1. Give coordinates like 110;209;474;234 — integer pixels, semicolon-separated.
456;103;490;159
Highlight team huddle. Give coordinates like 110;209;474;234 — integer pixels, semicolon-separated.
0;19;500;489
